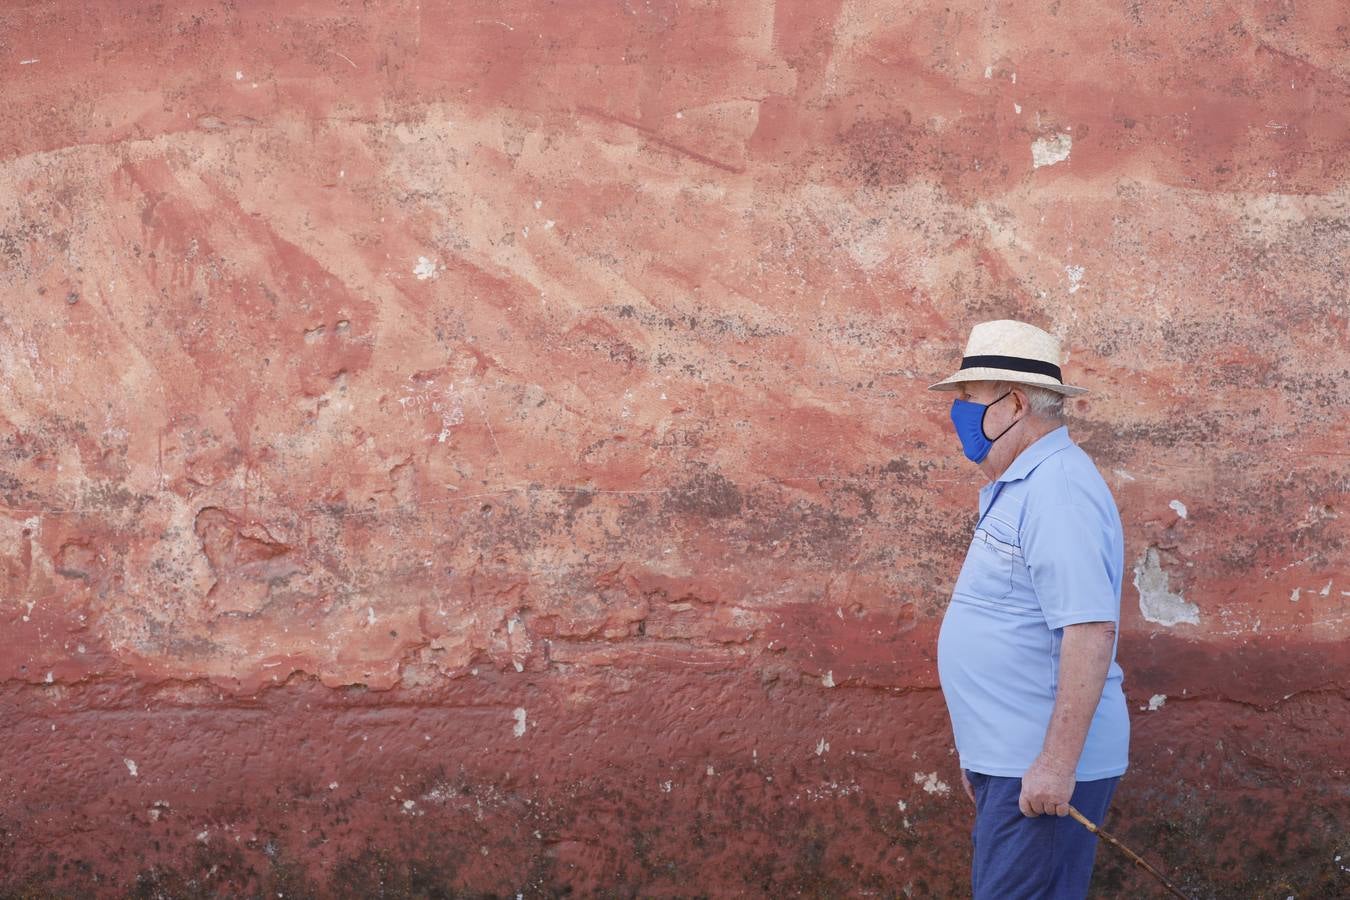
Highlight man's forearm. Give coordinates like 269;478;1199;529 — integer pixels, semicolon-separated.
1040;621;1116;771
1018;620;1117;816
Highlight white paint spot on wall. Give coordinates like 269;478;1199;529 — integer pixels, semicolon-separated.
1169;499;1188;519
706;764;715;775
413;256;439;280
1134;547;1200;626
1031;132;1072;168
20;58;40;65
512;707;527;737
235;70;243;80
913;772;951;795
1013;101;1022;114
124;758;139;777
984;65;993;78
816;737;829;755
1290;587;1301;603
1320;580;1332;596
1065;265;1085;293
1147;694;1167;711
822;670;835;688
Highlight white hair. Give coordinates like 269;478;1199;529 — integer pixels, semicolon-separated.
993;380;1066;422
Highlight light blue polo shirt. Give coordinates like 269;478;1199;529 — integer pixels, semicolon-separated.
937;425;1130;780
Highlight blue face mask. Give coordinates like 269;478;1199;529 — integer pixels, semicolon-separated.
950;390;1018;463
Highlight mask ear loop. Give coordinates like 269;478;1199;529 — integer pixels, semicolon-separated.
980;389;1019;442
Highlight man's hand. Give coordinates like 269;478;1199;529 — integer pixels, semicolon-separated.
961;769;975;803
1019;753;1075;817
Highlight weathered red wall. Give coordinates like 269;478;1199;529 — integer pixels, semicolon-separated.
1;1;1346;896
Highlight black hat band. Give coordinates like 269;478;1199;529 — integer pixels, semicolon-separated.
960;354;1063;382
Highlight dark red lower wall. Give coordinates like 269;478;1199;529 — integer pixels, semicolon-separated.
3;635;1346;898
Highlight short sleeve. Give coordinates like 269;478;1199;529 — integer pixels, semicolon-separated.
1021;502;1119;629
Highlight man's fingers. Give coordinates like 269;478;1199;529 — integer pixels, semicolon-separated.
1021;796;1071;817
1018;794;1071;817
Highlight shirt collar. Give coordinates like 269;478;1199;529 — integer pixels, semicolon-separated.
994;425;1074;484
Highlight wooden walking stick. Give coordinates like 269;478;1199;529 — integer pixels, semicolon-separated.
1066;805;1190;899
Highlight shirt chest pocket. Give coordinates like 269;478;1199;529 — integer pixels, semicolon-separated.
956;513;1022;602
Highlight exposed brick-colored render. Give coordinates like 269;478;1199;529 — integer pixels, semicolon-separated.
1;1;1346;896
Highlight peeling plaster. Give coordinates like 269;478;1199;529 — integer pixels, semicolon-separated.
512;707;527;737
1031;132;1072;168
1134;547;1200;626
913;772;950;795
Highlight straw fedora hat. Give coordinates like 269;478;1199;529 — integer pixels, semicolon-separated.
927;319;1089;397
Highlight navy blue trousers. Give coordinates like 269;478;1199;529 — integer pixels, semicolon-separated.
966;770;1120;900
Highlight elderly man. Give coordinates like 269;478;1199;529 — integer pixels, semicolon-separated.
928;319;1130;899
